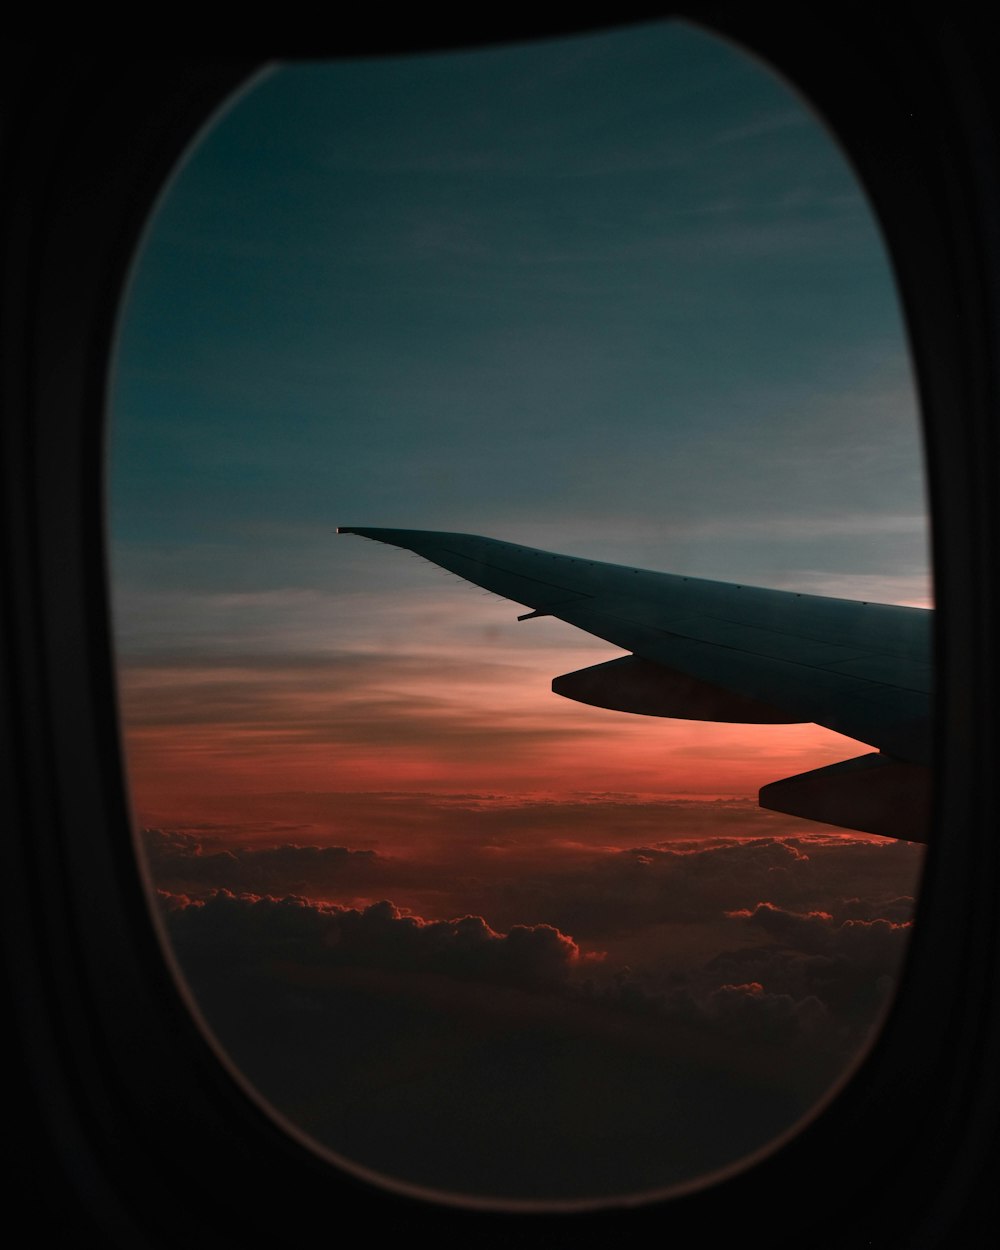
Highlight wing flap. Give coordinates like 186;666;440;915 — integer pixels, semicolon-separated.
553;655;799;723
759;753;931;843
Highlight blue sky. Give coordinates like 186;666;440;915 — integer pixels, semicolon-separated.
108;19;929;814
111;21;926;598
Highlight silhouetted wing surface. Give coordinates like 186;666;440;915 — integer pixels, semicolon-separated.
339;527;932;841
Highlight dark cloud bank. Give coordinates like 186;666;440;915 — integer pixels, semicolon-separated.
147;825;922;1202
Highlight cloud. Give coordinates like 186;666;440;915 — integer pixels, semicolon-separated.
727;901;837;951
142;820;922;980
702;981;831;1044
144;827;385;899
159;831;920;1056
167;891;579;992
448;831;920;946
155;889;807;1198
135;787;873;861
154;820;921;1203
702;900;912;1031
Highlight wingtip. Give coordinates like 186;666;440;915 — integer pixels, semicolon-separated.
336;526;412;546
336;526;426;543
336;526;486;552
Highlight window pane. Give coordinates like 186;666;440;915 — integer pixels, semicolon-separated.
110;20;928;1205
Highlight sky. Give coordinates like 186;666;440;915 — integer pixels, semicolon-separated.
109;20;929;1206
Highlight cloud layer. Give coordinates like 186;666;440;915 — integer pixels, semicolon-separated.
151;818;922;1201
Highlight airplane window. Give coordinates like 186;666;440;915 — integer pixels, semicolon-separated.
108;20;929;1206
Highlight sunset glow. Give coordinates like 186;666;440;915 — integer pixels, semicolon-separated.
122;657;871;833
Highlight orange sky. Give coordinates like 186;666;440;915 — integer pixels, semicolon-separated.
120;642;871;843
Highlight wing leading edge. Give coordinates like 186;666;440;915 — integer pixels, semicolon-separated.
339;527;932;842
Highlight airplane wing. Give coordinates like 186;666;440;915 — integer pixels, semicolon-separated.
338;527;932;842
